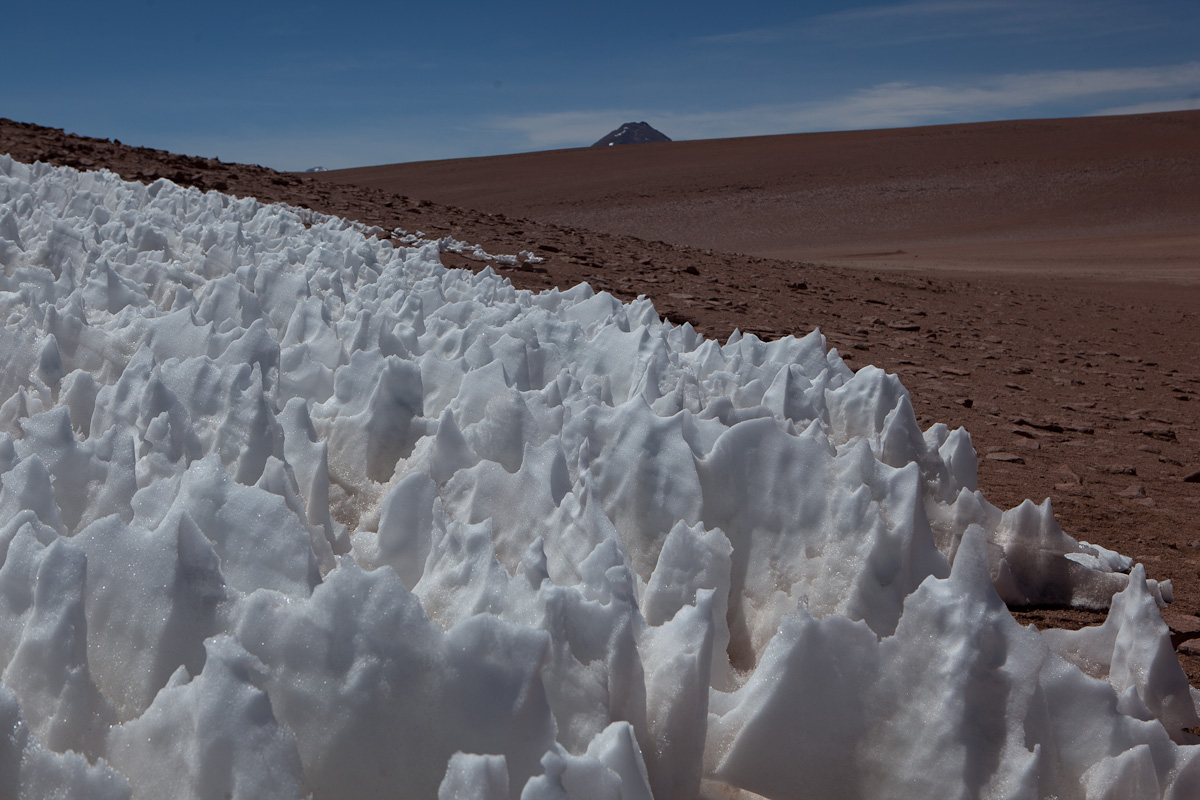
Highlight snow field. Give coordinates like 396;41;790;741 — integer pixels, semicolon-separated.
0;154;1197;799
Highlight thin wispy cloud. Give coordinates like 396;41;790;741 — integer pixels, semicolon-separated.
695;1;1005;44
826;0;1020;20
697;0;1142;46
492;110;646;148
493;62;1200;149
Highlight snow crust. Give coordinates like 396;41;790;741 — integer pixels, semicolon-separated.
0;154;1197;798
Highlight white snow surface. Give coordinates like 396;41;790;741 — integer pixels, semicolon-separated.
0;155;1197;799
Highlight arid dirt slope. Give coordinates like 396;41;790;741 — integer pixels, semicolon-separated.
321;111;1200;281
3;115;1200;682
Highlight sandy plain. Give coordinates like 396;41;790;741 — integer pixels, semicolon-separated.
322;111;1200;282
3;112;1199;683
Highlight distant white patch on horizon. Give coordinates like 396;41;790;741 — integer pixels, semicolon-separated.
1093;97;1200;116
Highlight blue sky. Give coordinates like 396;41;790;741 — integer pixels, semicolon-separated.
3;1;1198;170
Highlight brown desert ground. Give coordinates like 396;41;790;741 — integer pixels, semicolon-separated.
3;113;1200;683
320;111;1200;282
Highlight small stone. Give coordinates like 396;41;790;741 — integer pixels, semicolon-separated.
986;452;1025;464
1053;465;1082;485
1014;418;1064;433
1162;611;1200;639
1117;485;1146;498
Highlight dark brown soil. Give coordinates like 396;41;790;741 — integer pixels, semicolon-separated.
318;110;1200;282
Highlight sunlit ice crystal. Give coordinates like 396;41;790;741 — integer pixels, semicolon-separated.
0;154;1195;799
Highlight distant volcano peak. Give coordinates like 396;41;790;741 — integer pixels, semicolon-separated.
592;121;671;147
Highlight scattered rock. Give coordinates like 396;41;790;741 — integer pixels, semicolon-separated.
1053;465;1082;485
1162;610;1200;636
1117;485;1147;498
1100;464;1137;475
1179;639;1200;657
986;452;1025;464
1138;427;1177;441
1014;418;1064;433
1184;470;1200;484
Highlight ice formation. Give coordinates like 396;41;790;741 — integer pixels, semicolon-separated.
0;154;1197;799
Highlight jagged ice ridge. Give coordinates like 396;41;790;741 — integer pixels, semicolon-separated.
0;155;1197;799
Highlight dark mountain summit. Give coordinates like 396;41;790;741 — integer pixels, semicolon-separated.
592;121;671;147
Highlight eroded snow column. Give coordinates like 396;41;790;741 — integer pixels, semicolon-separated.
0;155;1195;800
